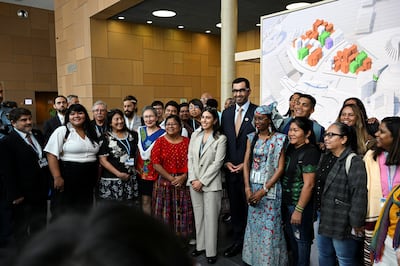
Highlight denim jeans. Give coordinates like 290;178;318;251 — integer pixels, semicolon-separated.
317;233;359;266
283;204;314;266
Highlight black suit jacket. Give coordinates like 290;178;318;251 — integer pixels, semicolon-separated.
0;129;50;203
43;115;62;142
221;103;258;165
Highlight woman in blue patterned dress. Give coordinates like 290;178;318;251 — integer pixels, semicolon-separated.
242;103;288;266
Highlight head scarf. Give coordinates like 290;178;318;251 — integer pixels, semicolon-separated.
254;102;283;130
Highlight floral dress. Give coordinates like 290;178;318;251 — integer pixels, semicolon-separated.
98;131;138;201
242;132;288;266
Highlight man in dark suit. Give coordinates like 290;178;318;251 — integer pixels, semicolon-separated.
221;77;257;257
43;95;67;142
0;108;50;247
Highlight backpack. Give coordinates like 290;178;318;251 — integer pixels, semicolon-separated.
345;152;356;175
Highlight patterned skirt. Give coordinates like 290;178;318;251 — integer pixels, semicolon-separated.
152;175;194;238
98;174;138;201
242;183;288;266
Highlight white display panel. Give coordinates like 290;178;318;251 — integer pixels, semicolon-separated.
261;0;400;126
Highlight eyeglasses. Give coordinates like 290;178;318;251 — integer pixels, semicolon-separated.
323;132;343;138
165;123;179;127
93;109;106;113
232;88;249;94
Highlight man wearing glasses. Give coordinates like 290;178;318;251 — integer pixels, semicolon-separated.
221;77;257;257
91;100;108;137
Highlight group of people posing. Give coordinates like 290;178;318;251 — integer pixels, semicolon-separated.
0;78;399;266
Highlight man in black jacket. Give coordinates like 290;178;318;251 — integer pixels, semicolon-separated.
43;95;67;142
0;108;50;247
221;77;257;257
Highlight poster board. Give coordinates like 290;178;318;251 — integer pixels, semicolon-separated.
261;0;400;127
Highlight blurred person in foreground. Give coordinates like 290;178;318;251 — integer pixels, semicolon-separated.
10;204;193;266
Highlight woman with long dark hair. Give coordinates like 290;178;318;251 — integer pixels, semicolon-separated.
151;115;193;241
188;107;226;264
45;104;100;218
97;109;138;204
282;117;320;266
364;116;400;265
316;122;367;265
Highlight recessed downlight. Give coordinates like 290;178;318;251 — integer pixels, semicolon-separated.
256;23;261;27
146;20;153;24
152;10;176;18
286;2;311;10
216;23;221;28
205;30;211;34
117;16;125;20
178;25;184;29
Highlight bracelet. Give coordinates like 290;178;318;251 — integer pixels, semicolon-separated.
263;183;269;193
295;204;304;213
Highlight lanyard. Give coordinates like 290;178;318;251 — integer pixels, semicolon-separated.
387;165;398;192
26;135;42;158
117;138;131;156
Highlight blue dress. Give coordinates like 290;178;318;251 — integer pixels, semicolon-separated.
242;132;288;266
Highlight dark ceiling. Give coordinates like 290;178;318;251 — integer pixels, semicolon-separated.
112;0;323;34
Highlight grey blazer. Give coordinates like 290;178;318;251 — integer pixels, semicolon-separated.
187;130;227;192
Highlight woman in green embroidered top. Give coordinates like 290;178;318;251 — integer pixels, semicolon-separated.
282;117;320;266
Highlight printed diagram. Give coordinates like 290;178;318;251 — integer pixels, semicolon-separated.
261;0;400;126
291;19;372;75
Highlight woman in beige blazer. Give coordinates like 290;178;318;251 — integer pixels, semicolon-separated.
188;107;227;264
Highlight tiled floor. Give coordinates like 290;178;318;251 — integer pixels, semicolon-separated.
190;217;319;266
191;217;244;266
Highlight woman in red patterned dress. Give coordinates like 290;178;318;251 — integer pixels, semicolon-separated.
151;114;193;240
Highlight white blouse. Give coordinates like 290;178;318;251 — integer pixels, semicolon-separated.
44;123;100;163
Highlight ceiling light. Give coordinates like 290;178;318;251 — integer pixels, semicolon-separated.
256;23;261;27
178;25;184;29
117;16;125;20
286;2;311;10
17;9;28;18
205;30;211;34
152;10;176;18
146;20;153;24
216;23;221;28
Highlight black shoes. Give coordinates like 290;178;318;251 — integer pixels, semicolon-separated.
222;213;231;223
191;249;204;257
223;243;242;257
207;256;217;264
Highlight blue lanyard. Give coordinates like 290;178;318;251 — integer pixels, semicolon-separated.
117;138;131;155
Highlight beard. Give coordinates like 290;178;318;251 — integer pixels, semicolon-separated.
124;110;133;118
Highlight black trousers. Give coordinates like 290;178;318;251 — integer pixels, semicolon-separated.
225;170;248;245
51;161;98;219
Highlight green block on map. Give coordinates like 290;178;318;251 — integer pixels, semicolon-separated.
298;47;309;60
349;60;360;73
356;51;367;65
